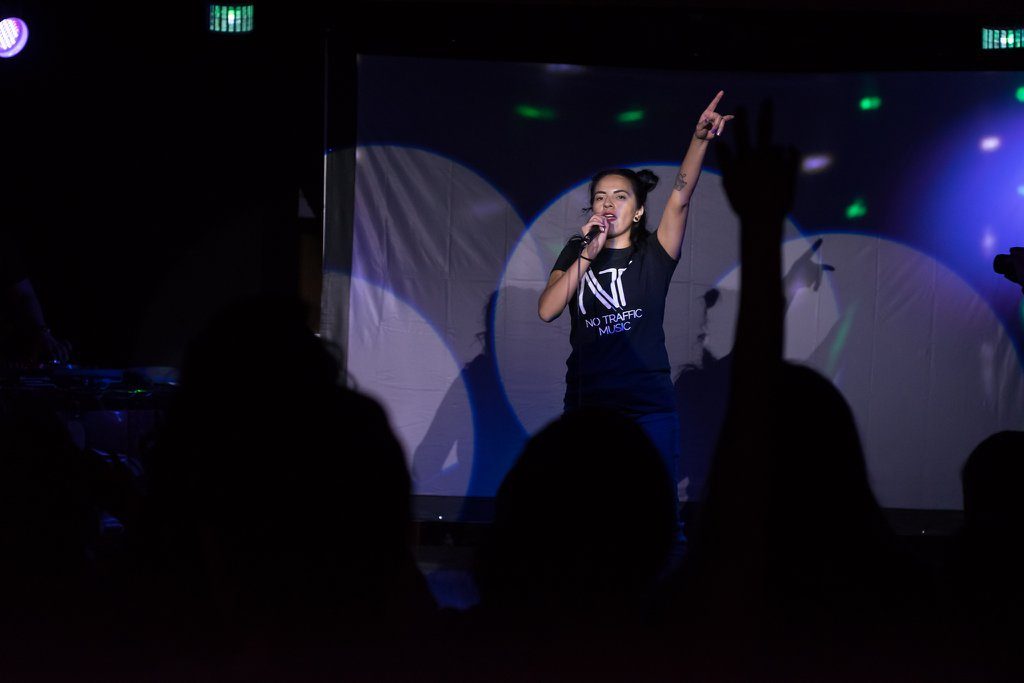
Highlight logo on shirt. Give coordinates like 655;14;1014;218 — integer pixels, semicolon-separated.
578;267;628;314
578;265;641;336
584;308;644;336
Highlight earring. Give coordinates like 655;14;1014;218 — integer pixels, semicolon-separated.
633;216;640;223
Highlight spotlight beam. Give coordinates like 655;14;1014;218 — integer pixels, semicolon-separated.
0;17;29;58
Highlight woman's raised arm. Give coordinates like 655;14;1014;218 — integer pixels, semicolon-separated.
656;90;733;260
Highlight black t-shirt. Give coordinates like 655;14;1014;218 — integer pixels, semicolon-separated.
552;233;679;415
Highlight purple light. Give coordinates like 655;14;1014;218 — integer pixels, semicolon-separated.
982;228;996;255
980;135;1002;152
800;153;834;174
0;18;28;58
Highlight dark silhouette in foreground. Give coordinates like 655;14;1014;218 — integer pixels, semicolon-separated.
466;408;678;675
134;295;434;677
942;431;1024;678
656;103;933;679
0;403;106;673
675;239;834;503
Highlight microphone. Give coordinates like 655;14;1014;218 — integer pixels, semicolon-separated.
580;224;603;247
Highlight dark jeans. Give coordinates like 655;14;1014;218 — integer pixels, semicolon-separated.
632;411;682;487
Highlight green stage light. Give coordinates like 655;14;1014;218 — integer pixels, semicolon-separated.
515;105;555;121
845;198;867;220
616;110;645;124
1016;86;1024;102
826;303;857;375
209;4;254;34
983;28;1024;50
859;96;881;111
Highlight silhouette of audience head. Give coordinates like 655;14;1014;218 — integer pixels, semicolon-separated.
756;363;900;624
477;407;677;628
691;363;899;627
961;431;1024;537
178;294;341;409
768;363;883;539
948;432;1024;637
148;294;416;640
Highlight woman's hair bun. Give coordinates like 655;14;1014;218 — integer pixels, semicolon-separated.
635;169;660;193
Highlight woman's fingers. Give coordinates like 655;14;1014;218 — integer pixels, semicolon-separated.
706;90;724;114
700;111;734;139
700;91;728;136
714;115;731;139
582;215;606;236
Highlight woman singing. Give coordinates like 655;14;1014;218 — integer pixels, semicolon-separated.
537;91;733;487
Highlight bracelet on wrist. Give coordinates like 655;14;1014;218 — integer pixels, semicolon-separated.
580;255;592;262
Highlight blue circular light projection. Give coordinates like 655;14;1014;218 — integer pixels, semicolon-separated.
494;168;825;435
346;275;475;496
341;145;530;497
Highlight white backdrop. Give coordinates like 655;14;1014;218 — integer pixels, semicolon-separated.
325;145;1024;508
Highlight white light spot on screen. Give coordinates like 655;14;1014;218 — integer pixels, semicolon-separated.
980;136;1002;152
801;153;834;174
1017;185;1024;197
983;228;997;254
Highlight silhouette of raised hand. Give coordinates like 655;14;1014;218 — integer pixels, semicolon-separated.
716;100;799;226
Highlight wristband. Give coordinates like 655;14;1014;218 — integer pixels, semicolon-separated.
580;255;592;262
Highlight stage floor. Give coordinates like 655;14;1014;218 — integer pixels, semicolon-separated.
411;496;965;610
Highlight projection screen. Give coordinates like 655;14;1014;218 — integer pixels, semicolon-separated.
322;56;1024;509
